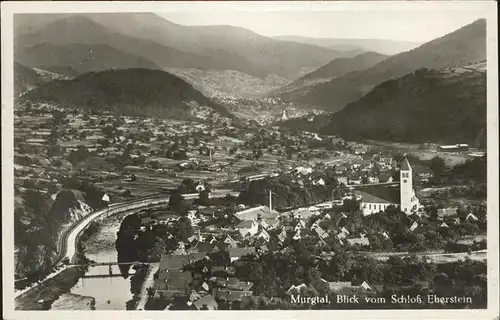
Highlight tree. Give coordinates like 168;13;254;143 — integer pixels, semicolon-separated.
67;145;88;165
342;199;360;213
253;148;263;160
102;125;115;139
146;287;155;299
47;145;62;157
197;190;210;206
168;189;185;212
51;110;67;126
180;179;196;193
430;156;446;178
23;190;48;213
173;217;194;242
173;151;188;160
98;139;111;148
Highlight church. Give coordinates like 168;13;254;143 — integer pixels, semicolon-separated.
357;157;420;215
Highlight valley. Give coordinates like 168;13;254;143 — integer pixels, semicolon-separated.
9;11;490;313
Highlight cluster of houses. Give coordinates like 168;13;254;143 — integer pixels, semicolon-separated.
436;207;480;228
144;157;484;308
153;241;256;309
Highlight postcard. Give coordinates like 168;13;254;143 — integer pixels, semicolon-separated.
2;1;498;319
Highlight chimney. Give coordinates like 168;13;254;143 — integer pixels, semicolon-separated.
209;148;213;162
269;190;272;211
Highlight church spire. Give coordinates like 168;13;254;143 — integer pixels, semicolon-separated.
401;156;411;171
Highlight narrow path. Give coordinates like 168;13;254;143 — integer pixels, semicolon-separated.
135;262;159;310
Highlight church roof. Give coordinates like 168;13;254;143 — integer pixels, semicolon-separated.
401;158;412;171
357;185;400;204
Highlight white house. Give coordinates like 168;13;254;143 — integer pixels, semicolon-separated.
360;281;372;291
236;220;259;238
409;221;419;232
256;229;270;242
294;220;306;231
466;213;479;221
293;230;302;240
287;283;307;294
313;178;326;186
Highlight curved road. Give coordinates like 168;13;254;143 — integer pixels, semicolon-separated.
64;191;236;263
15;190;237;298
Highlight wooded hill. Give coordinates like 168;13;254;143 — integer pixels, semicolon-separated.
23;68;231;119
278;19;486;112
322;67;486;147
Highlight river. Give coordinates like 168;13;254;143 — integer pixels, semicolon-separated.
51;213;134;310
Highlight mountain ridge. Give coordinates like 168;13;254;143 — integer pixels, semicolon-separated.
16;43;161;75
14;13;343;80
300;52;389;80
321;66;486;147
273;35;421;55
278;19;486;112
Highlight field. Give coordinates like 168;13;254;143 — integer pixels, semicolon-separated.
364;140;474;166
93;145;307;199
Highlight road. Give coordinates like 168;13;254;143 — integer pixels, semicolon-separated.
324;153;353;165
15;190;235;298
363;249;487;263
135;263;159;310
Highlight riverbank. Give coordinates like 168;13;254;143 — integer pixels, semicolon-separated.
82;215;123;254
65;211;137;310
136;262;159;310
51;293;95;310
15;266;86;310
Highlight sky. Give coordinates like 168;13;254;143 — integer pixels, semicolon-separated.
159;10;486;43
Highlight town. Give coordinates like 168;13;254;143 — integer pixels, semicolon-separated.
8;9;492;314
14;100;487;310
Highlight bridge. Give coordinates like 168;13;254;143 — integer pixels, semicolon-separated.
78;263;140;281
81;273;136;279
69;261;147;267
348;181;399;188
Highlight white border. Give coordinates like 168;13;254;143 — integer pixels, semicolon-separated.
2;2;498;320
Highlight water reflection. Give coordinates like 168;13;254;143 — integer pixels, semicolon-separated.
70;250;133;310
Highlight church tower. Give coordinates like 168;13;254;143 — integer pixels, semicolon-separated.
281;109;288;121
400;157;414;214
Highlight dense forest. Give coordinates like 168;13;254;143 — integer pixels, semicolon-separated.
14;62;44;96
23;68;231;119
322;69;486;147
280;19;486;111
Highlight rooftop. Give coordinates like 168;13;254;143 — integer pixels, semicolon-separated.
356;185;400;205
191;242;215;254
234;205;279;221
159;254;190;272
216;289;253;302
401;157;412;171
193;294;218;310
228;247;256;258
437;208;458;217
346;237;370;246
236;219;256;229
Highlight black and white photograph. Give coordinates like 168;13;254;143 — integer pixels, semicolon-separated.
1;1;498;318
